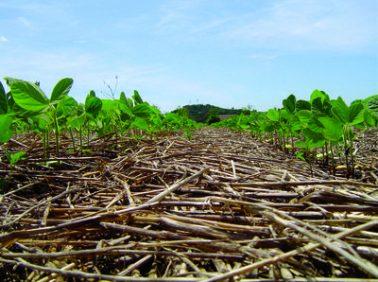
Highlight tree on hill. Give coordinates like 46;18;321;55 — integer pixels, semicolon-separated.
172;104;244;123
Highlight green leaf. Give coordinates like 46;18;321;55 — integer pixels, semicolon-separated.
36;113;51;131
364;110;377;126
8;150;26;165
282;94;296;113
310;89;330;104
120;92;127;104
295;151;306;161
85;93;102;118
132;90;143;105
331;97;349;124
6;91;15;111
0;81;8;114
133;103;154;119
120;92;134;108
349;101;364;125
295;140;307;149
296;110;312;125
100;99;120;116
57;96;78;117
68;114;85;130
296;100;311;111
266;109;280;122
280;109;292;121
303;128;325;149
50;78;73;102
291;121;302;131
318;116;343;142
363;95;378;113
131;117;149;131
119;102;133;121
311;97;331;115
0;114;13;143
5;77;49;112
308;120;324;134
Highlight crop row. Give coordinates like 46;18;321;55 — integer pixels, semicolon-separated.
0;77;198;162
213;91;378;177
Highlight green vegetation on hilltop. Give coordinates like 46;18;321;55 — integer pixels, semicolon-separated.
173;104;244;123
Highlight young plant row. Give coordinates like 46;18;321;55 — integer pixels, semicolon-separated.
214;91;378;177
0;77;198;159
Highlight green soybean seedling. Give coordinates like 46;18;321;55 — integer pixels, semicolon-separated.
5;77;73;157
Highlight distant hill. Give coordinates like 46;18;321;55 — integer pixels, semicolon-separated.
172;104;244;123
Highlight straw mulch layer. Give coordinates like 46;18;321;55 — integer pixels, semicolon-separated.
0;128;377;281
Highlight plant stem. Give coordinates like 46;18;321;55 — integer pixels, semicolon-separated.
343;127;350;178
79;126;83;156
329;142;336;176
46;131;50;158
53;110;60;157
348;136;354;177
290;133;294;155
274;129;278;148
69;129;76;153
43;131;47;159
87;127;90;147
325;142;329;174
309;151;313;177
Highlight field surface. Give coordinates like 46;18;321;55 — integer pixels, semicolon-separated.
1;128;377;281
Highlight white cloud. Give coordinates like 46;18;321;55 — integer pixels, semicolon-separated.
154;0;377;52
17;16;33;29
0;36;9;43
223;0;377;51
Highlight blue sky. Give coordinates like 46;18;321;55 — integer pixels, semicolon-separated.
0;0;377;111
